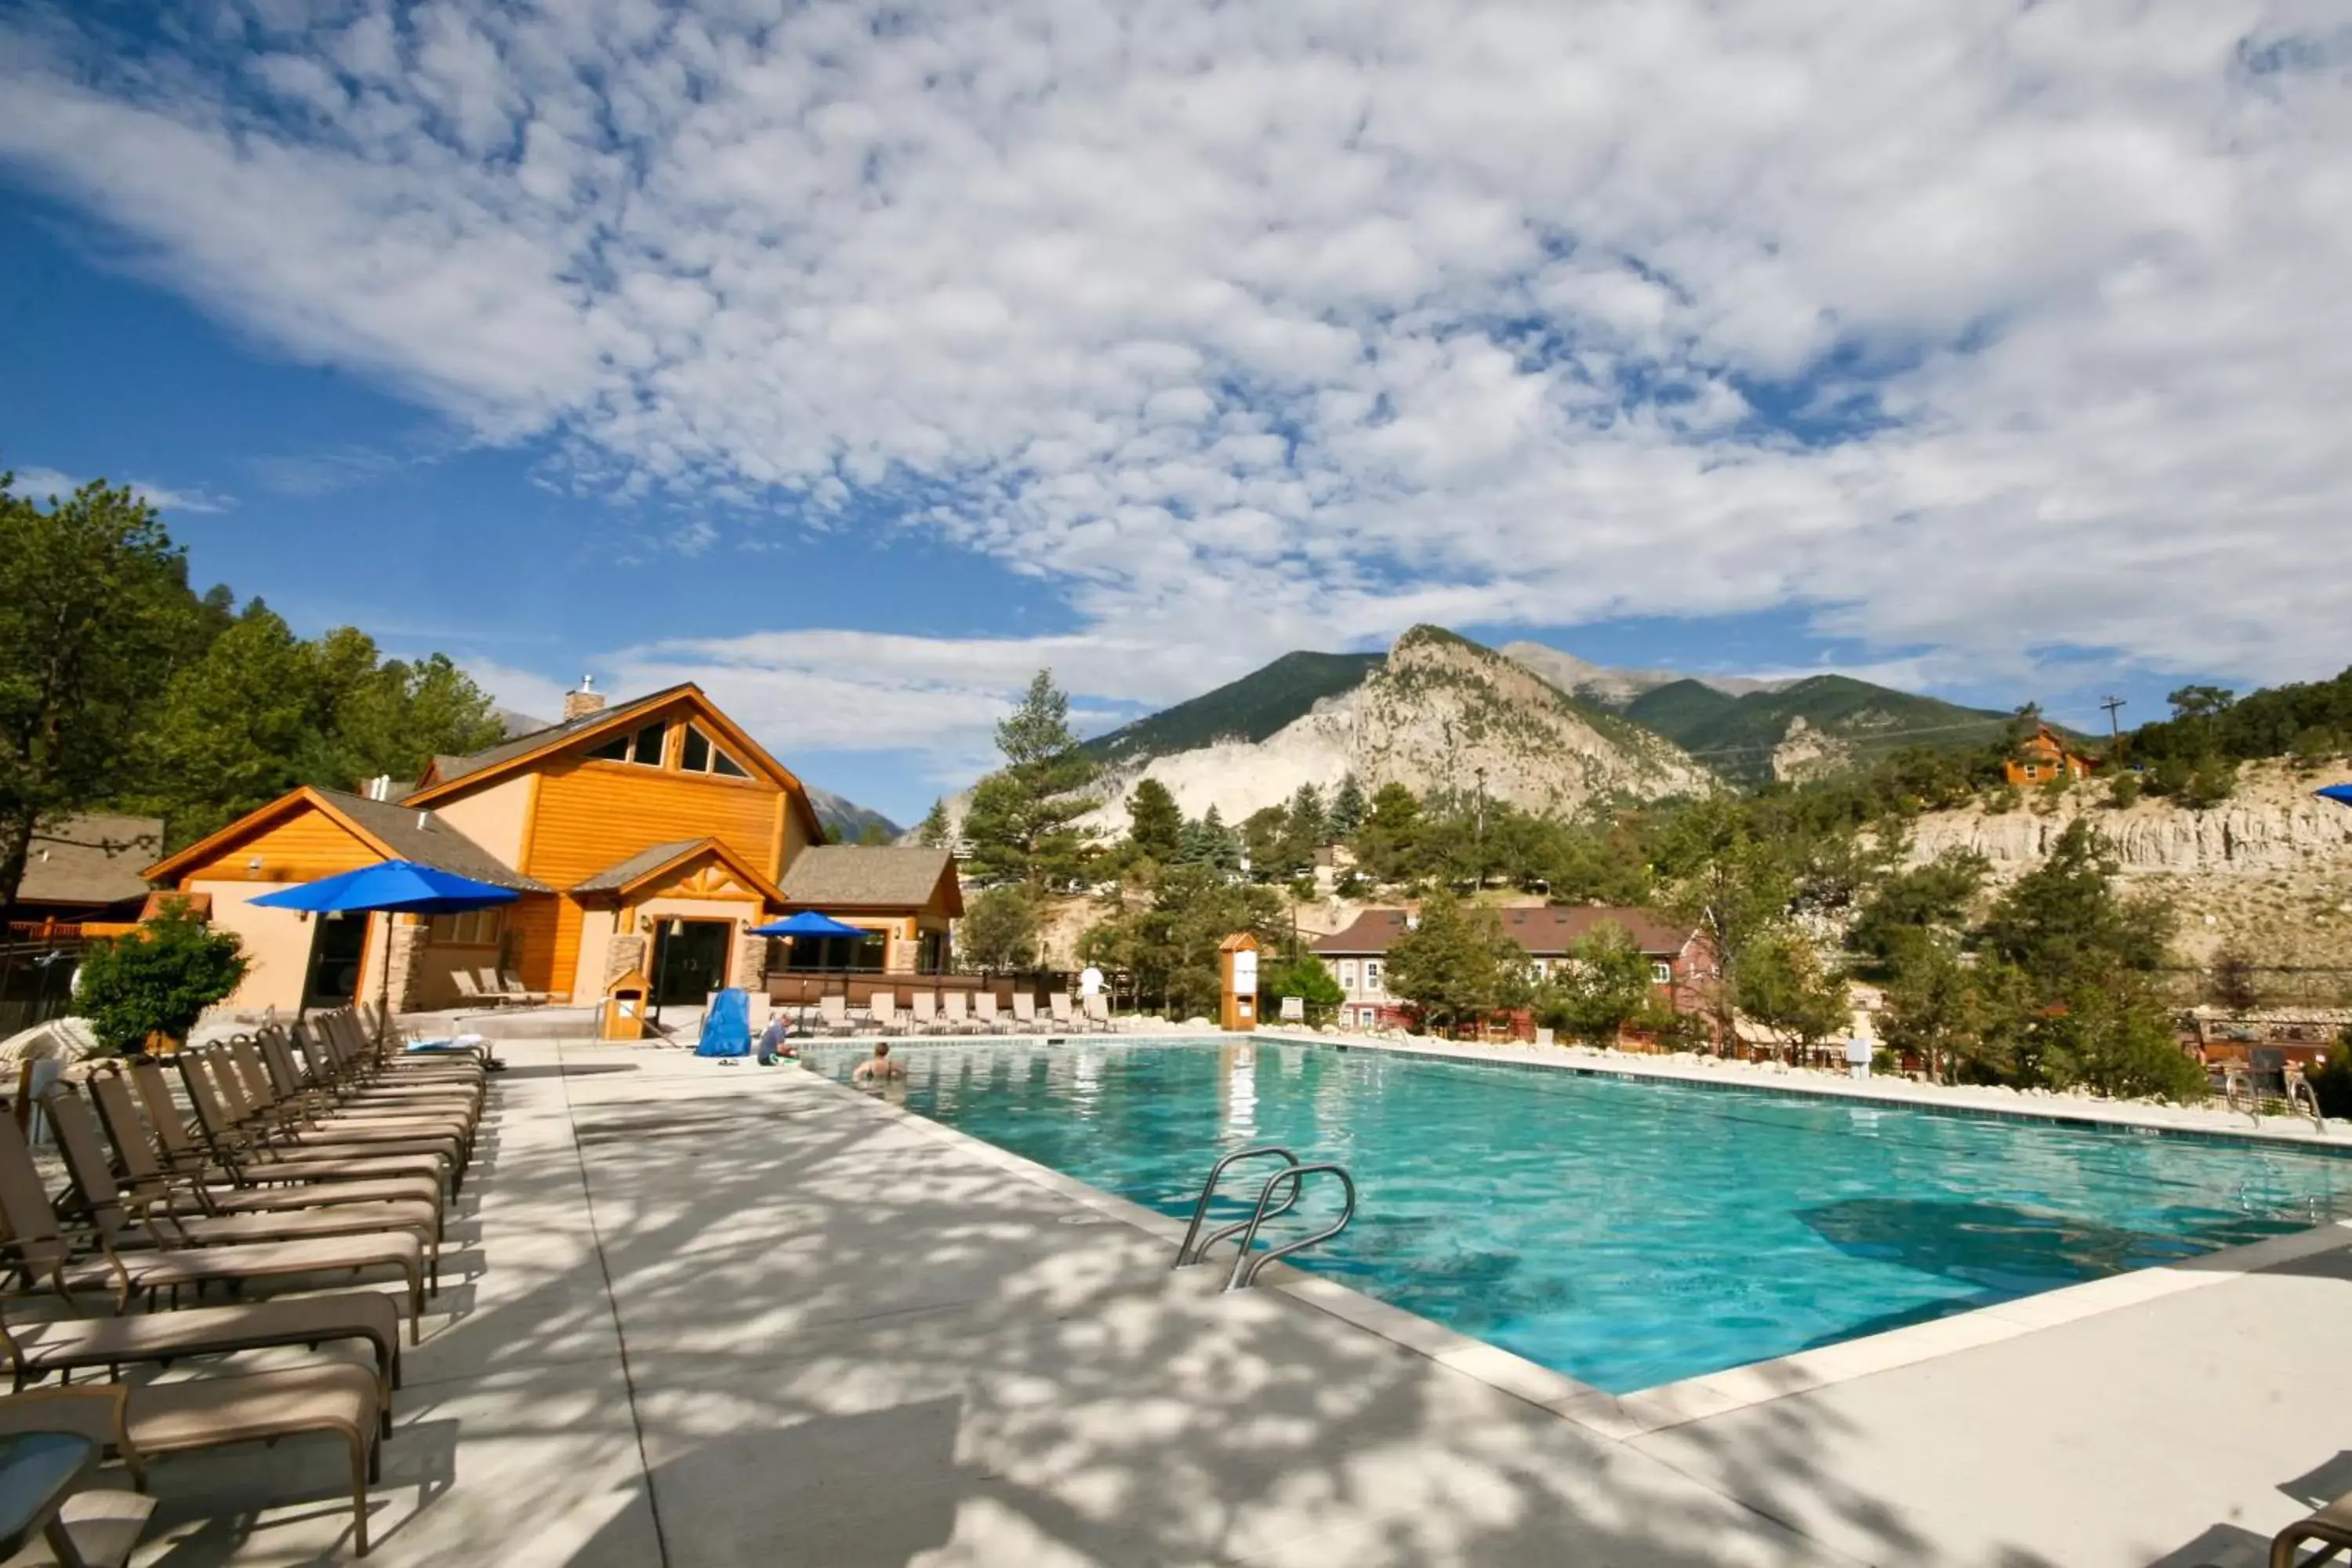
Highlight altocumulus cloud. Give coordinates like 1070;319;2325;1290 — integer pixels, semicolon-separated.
4;0;2350;755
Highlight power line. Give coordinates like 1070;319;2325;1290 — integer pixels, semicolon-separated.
2100;694;2127;739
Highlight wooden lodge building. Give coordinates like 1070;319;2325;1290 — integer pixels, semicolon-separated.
145;682;961;1016
2004;722;2095;787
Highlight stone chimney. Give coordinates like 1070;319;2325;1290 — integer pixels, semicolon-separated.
563;676;606;722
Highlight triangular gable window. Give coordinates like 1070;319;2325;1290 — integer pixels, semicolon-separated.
586;721;667;767
681;724;750;779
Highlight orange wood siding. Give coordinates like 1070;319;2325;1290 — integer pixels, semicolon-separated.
172;809;379;887
520;758;782;890
506;895;569;998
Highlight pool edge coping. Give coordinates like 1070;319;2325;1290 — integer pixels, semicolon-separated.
789;1037;2352;1446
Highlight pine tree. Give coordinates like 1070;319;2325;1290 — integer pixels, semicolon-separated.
959;670;1101;889
1328;774;1367;838
917;799;952;848
1124;778;1182;864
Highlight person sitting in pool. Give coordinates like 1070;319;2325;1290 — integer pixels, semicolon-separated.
851;1041;905;1083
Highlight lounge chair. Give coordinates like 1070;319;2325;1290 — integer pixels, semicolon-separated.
315;1011;486;1092
448;970;502;1007
274;1026;481;1123
973;993;1007;1034
1048;993;1076;1031
2272;1490;2352;1567
1011;992;1038;1033
1083;993;1113;1033
815;994;855;1036
172;1054;456;1198
216;1040;472;1167
869;991;898;1035
40;1086;438;1323
86;1066;443;1242
2;1373;385;1555
909;991;941;1034
0;1103;428;1345
0;1385;154;1567
125;1057;443;1201
45;1086;440;1276
941;992;978;1034
0;1290;401;1436
496;966;549;1004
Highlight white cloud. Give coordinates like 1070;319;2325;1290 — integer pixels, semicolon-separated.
6;466;230;515
458;659;572;728
2;0;2348;742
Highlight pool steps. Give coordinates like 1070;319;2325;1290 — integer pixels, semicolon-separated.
1172;1144;1359;1290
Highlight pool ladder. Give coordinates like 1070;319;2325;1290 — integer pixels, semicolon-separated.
1172;1145;1358;1291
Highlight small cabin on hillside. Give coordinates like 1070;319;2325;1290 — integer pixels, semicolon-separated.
2005;722;2095;787
146;681;960;1016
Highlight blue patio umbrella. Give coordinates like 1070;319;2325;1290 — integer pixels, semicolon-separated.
2318;784;2352;808
748;911;869;938
253;861;522;1036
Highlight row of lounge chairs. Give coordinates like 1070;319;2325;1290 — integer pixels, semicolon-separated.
449;966;546;1006
798;989;1121;1036
0;1005;493;1559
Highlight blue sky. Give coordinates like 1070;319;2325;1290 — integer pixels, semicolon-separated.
3;2;2347;826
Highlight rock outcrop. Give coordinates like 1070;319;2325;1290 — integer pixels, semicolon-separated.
1907;764;2352;877
1083;626;1712;833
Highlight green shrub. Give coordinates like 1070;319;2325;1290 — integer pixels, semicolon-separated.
2106;772;2142;810
72;903;249;1053
2309;1033;2352;1119
1983;785;2021;816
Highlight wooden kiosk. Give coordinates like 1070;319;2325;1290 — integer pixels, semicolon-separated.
1218;932;1261;1033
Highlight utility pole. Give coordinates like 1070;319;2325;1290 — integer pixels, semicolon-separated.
2100;695;2127;740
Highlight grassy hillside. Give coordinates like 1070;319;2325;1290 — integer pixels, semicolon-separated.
1629;674;2012;782
1082;650;1385;764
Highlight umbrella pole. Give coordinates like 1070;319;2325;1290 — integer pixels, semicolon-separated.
377;910;392;1054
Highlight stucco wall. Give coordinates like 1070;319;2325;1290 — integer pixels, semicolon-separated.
571;906;619;1000
191;878;319;1012
423;774;535;869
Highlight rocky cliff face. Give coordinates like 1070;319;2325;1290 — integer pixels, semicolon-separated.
1083;626;1711;833
1907;764;2352;877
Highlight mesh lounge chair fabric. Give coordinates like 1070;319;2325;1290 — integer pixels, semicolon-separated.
127;1363;383;1555
133;1058;448;1197
45;1088;442;1289
0;1106;426;1344
0;1386;152;1568
88;1067;445;1229
1012;993;1037;1029
973;993;1006;1033
180;1050;460;1183
1049;993;1075;1028
816;995;854;1036
230;1038;474;1147
1083;994;1112;1031
941;993;976;1033
909;992;940;1033
0;1290;400;1418
869;992;898;1033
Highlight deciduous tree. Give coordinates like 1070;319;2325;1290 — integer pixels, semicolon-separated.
1383;891;1531;1035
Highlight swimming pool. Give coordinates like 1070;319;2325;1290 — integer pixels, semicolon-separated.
807;1037;2352;1392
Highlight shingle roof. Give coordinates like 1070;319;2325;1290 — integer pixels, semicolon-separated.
318;790;549;891
570;840;703;895
1316;906;1695;957
17;814;163;908
778;846;958;912
412;684;691;791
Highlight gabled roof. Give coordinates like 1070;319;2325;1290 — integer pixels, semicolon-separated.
777;846;963;917
1316;906;1696;958
144;786;548;892
571;837;787;905
16;814;164;908
401;683;827;844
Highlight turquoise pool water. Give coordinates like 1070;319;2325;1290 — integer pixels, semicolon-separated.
807;1038;2352;1392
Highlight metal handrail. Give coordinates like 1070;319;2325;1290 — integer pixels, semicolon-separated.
1225;1163;1357;1292
1174;1145;1299;1268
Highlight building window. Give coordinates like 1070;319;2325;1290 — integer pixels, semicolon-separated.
1364;960;1382;993
1651;960;1672;985
587;721;667;767
429;908;506;946
679;724;751;779
1338;959;1358;989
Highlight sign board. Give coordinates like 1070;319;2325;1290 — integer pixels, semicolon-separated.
1279;996;1305;1023
1231;949;1258;995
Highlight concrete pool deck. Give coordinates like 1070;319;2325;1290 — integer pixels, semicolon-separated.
124;1034;2352;1566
